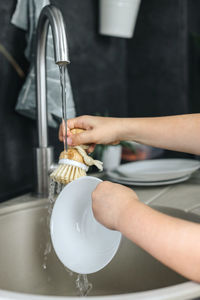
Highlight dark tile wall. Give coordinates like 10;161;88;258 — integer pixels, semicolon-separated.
0;0;198;201
0;1;36;201
51;0;127;117
127;0;189;117
187;0;200;113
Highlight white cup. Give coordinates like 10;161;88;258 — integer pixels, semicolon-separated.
99;0;141;38
102;145;122;171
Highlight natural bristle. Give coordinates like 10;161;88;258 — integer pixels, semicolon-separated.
50;128;103;185
50;164;86;185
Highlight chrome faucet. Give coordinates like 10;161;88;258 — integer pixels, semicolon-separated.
35;5;70;197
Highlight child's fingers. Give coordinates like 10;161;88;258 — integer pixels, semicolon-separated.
67;127;71;136
111;140;120;145
58;124;63;142
67;130;94;146
87;144;96;153
67;117;87;130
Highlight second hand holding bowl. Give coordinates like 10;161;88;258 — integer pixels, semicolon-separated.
50;176;121;274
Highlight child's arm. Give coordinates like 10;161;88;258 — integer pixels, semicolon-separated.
92;181;200;282
124;114;200;155
60;114;200;155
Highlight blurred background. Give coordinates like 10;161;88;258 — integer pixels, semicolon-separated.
1;0;200;201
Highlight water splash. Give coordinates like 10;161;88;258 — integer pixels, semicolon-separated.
42;178;56;270
76;274;92;297
42;178;93;296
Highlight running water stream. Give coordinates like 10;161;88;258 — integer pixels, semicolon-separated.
59;64;68;151
42;179;60;270
42;64;92;296
42;179;92;296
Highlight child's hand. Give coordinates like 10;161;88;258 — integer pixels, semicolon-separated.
59;125;71;141
58;115;122;151
92;181;139;230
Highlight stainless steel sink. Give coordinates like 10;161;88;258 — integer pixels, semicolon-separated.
0;196;200;299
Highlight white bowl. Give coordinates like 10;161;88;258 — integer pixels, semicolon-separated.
50;176;121;274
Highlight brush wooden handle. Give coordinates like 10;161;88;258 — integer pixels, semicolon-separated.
70;128;89;150
59;128;88;164
59;149;84;164
70;128;85;135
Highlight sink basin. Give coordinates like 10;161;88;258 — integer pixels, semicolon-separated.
0;196;200;300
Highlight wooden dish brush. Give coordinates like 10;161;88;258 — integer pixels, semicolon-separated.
50;128;103;185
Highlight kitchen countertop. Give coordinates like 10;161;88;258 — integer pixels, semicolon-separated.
2;170;200;216
102;170;200;215
135;170;200;213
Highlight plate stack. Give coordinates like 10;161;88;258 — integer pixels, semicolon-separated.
106;159;200;186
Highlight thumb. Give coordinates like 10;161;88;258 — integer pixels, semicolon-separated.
67;131;93;146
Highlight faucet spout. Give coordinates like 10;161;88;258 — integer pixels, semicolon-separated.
36;5;70;66
35;5;70;197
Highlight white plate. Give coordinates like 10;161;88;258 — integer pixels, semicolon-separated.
50;176;121;274
115;159;200;182
106;172;191;186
